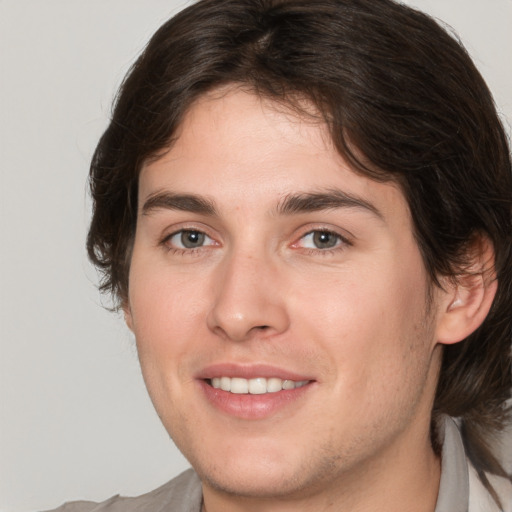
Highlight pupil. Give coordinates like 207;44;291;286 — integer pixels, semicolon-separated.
181;231;204;248
313;231;337;249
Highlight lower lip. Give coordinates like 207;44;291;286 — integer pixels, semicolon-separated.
198;380;313;420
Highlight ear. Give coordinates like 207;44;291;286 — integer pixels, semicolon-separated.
436;236;497;345
123;302;134;332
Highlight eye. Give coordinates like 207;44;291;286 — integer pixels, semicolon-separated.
166;230;215;250
299;230;345;250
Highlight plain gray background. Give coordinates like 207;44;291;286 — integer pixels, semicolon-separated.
1;1;511;511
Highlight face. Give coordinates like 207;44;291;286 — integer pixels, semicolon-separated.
126;88;445;502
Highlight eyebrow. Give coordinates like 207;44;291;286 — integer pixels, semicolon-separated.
141;192;217;216
141;189;383;220
275;189;383;219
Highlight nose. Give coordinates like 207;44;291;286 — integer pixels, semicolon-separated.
206;249;290;342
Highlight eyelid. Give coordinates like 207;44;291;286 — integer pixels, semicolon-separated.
292;223;353;243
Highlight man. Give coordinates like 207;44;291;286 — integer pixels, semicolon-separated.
53;0;512;510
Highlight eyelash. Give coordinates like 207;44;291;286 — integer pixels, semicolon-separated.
160;228;352;256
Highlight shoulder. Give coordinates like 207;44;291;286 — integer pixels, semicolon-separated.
42;501;99;512
468;462;512;512
43;469;202;512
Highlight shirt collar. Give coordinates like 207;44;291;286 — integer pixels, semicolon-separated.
434;415;469;512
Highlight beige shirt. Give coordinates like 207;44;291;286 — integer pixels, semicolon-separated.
45;417;511;512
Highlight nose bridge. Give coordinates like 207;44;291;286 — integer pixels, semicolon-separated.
207;244;289;342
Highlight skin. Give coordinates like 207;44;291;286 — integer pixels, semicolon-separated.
124;88;491;512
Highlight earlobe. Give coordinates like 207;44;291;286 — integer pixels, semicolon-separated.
436;237;497;345
123;303;134;332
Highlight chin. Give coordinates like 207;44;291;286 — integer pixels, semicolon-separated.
199;465;314;500
187;442;343;501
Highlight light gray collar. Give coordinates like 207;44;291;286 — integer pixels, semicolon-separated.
434;415;469;512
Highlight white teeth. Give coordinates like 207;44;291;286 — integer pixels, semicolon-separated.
282;379;295;390
266;377;283;393
230;378;249;394
220;376;231;391
248;378;267;395
210;377;309;394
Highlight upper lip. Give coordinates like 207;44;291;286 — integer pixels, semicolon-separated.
197;363;314;382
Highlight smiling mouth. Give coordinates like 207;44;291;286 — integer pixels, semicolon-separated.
207;377;310;394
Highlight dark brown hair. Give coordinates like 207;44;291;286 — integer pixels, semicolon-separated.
87;0;512;500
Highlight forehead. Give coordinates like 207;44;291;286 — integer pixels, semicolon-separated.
169;87;335;169
139;87;409;225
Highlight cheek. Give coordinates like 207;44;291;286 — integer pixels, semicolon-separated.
127;271;208;434
290;255;432;386
127;259;210;381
